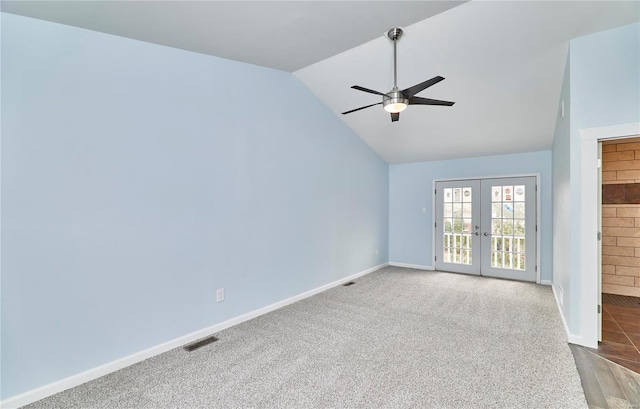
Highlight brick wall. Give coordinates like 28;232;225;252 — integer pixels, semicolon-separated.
602;205;640;297
602;138;640;297
602;140;640;183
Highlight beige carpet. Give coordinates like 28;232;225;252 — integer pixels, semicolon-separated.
25;267;587;408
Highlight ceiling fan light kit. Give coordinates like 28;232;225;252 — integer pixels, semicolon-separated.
383;89;408;113
342;27;455;122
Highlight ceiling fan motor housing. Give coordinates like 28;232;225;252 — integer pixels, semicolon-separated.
383;88;409;113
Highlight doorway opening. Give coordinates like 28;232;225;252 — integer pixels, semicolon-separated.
597;137;640;373
577;122;640;349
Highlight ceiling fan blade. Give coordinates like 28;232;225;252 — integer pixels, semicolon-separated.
351;85;386;96
341;102;382;115
409;96;455;106
391;113;399;122
402;76;445;98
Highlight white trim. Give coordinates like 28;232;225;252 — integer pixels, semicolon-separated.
552;284;582;344
0;263;388;409
432;172;541;183
535;173;542;285
568;334;583;345
388;262;434;271
432;179;437;268
580;122;640;141
578;122;640;349
540;280;552;286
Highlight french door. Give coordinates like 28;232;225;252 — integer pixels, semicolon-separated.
434;177;537;282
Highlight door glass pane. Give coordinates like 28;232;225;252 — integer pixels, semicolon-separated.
490;184;526;270
503;203;514;218
492;186;502;202
444;203;453;217
513;203;525;218
492;219;502;234
492;203;502;218
442;185;473;266
462;203;472;218
503;186;513;202
503;219;513;235
463;188;472;202
504;252;512;268
444;219;452;233
503;237;511;252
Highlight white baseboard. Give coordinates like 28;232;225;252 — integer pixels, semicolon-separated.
551;283;582;345
540;280;552;286
0;263;388;409
388;262;434;271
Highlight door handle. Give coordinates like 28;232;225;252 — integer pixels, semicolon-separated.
474;232;479;236
483;232;491;236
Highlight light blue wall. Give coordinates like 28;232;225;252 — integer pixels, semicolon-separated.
550;22;639;336
570;22;640;131
563;22;640;334
551;51;572;330
1;13;389;399
389;151;553;281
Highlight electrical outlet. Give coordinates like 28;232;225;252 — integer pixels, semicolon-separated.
216;288;225;303
375;249;379;255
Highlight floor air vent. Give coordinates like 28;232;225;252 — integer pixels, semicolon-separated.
343;281;355;287
184;335;219;352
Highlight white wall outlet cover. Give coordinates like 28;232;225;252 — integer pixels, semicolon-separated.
216;288;225;302
421;207;427;214
561;100;565;118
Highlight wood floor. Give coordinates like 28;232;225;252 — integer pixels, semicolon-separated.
591;295;640;374
569;294;640;409
570;344;640;409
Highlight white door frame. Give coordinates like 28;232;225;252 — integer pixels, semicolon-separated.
597;143;602;343
432;173;541;284
578;122;640;348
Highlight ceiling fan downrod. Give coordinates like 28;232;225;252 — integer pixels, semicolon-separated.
387;27;403;89
384;27;408;114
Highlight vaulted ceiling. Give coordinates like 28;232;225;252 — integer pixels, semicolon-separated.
4;1;639;163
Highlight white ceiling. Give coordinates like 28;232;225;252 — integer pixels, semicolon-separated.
296;1;640;163
1;1;466;72
3;1;639;164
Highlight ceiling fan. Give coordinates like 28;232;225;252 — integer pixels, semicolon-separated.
342;27;455;122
